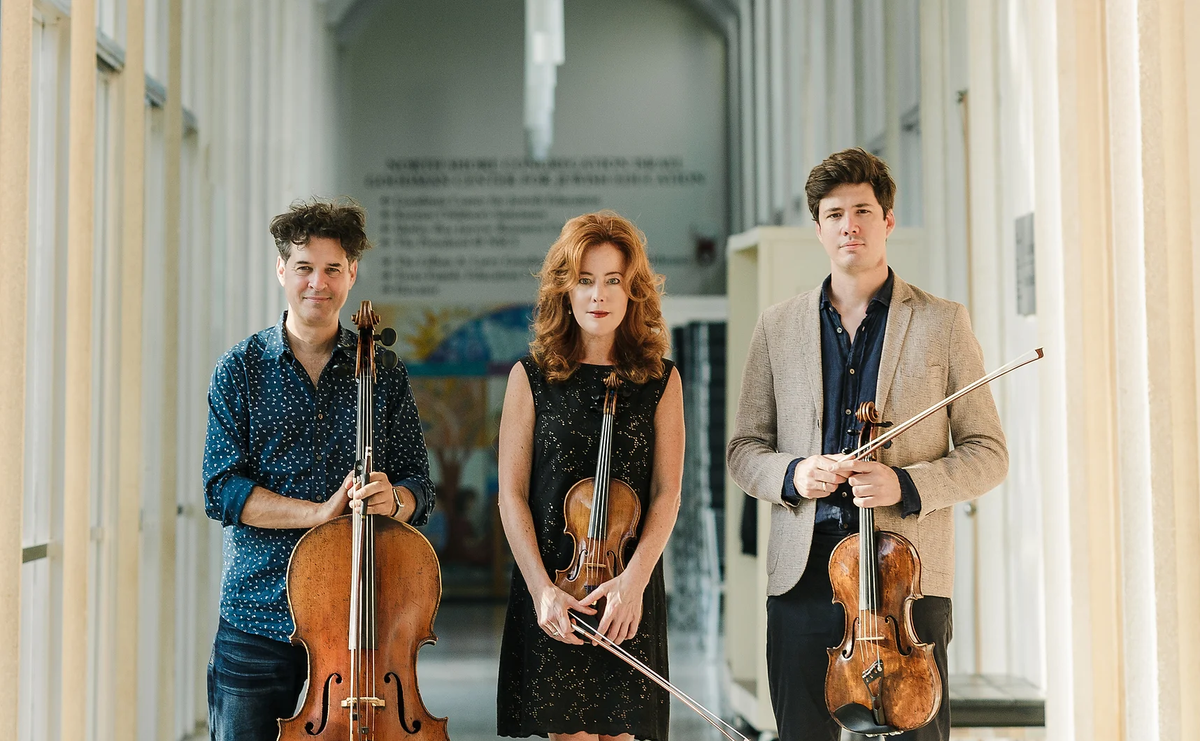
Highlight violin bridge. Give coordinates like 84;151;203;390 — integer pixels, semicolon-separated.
341;696;386;708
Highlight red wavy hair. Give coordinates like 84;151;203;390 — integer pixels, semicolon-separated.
530;211;669;384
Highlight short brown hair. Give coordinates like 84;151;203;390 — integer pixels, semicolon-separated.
804;148;896;221
269;197;372;262
530;211;669;384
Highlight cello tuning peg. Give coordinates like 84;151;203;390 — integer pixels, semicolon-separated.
380;349;399;370
379;327;397;347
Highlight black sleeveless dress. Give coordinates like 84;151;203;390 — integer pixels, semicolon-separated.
497;357;674;741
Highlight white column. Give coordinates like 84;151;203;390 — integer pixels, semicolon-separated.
0;0;32;737
62;0;97;739
156;0;184;737
116;0;147;738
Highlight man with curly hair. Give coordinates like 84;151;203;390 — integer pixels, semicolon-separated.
728;149;1008;741
203;198;435;741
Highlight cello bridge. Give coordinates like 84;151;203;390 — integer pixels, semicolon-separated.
341;696;386;708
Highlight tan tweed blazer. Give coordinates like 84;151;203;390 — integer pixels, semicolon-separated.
726;275;1008;598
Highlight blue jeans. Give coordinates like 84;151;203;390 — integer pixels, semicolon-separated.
208;618;308;741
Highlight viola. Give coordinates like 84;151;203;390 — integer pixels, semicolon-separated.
825;400;940;735
824;348;1042;736
279;301;448;741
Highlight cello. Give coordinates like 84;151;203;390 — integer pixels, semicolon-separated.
825;348;1042;736
279;301;449;741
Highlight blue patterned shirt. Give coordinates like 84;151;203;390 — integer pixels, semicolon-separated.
203;312;434;643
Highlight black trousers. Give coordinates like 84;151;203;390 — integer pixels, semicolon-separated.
765;532;952;741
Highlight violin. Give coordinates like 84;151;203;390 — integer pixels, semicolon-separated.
825;348;1043;736
556;371;750;741
554;371;641;610
279;301;448;741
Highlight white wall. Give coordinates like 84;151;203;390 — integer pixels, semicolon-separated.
335;0;728;314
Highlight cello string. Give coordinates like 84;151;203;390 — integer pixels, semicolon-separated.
364;381;374;733
367;513;374;736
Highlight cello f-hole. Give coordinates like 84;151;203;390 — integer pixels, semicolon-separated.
304;673;342;736
384;672;422;734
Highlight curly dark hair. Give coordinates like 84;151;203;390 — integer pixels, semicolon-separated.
804;148;896;221
269;197;373;262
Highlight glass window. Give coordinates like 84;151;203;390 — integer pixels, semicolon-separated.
87;66;121;741
851;0;922;226
145;0;167;81
96;0;125;45
21;8;69;741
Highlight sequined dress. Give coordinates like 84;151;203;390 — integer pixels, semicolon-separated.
497;357;674;740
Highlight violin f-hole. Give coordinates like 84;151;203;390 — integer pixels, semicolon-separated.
384;672;422;734
303;672;341;736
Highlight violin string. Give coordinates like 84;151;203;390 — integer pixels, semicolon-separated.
589;388;613;592
599;392;611;573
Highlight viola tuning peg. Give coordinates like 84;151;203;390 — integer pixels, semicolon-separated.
380;350;399;370
379;327;397;347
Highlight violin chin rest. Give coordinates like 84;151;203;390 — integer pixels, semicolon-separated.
831;703;900;737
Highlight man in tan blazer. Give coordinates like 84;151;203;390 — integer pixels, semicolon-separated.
727;148;1008;741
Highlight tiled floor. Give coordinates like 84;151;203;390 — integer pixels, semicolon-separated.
417;601;729;741
416;601;1045;741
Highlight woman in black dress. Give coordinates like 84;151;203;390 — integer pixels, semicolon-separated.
496;211;684;741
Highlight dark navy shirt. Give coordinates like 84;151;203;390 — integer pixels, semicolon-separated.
782;271;920;532
203;312;434;643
